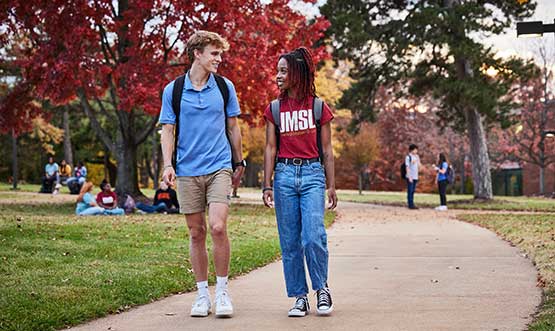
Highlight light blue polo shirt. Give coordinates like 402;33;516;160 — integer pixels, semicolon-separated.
159;73;241;177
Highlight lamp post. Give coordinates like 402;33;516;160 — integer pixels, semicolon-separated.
517;19;555;37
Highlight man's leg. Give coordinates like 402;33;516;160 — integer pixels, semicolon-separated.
407;179;413;208
177;175;211;317
186;212;209;282
205;169;234;317
208;203;230;277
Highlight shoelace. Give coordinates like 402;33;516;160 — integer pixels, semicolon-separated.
293;297;307;310
317;289;331;307
194;295;209;307
217;292;230;306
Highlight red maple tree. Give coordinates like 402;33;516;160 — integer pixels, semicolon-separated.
1;0;329;198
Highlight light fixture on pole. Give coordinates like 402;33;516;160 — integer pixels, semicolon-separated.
517;19;555;37
542;130;555;138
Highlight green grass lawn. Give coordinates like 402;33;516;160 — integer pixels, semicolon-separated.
457;213;555;331
0;200;334;331
338;190;555;212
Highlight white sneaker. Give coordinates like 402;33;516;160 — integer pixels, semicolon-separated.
190;294;211;317
215;290;234;317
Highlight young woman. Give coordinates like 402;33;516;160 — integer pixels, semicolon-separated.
96;179;125;215
75;182;105;216
434;153;449;211
263;47;337;317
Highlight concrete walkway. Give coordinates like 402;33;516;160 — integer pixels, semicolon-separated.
70;201;541;331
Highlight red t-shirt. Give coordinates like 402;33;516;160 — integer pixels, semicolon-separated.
96;191;117;208
263;96;334;159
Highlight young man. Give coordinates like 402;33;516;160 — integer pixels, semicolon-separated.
405;144;421;209
159;30;245;318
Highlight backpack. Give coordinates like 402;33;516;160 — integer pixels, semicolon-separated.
170;73;236;169
446;165;455;184
270;97;324;161
400;154;411;179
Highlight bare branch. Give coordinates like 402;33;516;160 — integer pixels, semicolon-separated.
76;88;115;154
134;116;158;146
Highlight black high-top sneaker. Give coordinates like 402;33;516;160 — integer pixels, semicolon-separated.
316;287;333;315
288;296;310;317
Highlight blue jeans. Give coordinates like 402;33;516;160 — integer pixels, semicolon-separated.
407;179;418;208
136;202;167;213
103;207;125;215
78;206;105;216
273;161;328;297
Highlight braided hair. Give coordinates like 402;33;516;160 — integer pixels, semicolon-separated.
279;47;316;101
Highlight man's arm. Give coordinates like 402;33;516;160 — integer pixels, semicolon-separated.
160;124;176;186
320;122;337;210
227;116;244;187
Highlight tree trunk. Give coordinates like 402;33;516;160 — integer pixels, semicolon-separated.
12;130;18;190
466;107;493;199
113;111;143;204
539;165;545;195
244;157;262;187
459;149;466;194
358;171;363;195
62;107;74;167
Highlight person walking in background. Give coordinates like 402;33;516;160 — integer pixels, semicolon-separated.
159;30;245;318
75;182;104;216
405;144;420;209
434;153;449;211
96;179;125;215
263;47;337;317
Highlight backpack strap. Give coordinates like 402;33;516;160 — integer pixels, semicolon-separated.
170;73;232;170
171;74;186;169
213;74;234;168
313;97;324;162
270;99;281;157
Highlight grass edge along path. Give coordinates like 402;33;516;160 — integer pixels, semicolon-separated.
457;213;555;331
338;191;555;213
0;202;335;331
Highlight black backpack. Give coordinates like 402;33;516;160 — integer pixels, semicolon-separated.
170;73;235;169
400;154;411;179
270;97;324;161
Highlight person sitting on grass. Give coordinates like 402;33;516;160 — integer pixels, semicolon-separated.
136;181;180;214
40;155;59;193
66;161;87;190
95;179;125;215
52;159;72;195
75;182;105;216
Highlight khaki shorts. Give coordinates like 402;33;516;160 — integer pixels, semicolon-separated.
177;168;233;214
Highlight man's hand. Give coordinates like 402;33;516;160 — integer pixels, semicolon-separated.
327;187;337;210
232;166;244;188
263;189;274;208
163;166;176;187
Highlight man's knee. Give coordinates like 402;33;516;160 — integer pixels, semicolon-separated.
210;222;227;239
189;226;207;243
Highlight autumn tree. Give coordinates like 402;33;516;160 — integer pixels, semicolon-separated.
1;0;329;199
338;123;380;194
321;0;538;199
492;52;555;195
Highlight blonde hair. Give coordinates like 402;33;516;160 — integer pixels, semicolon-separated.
76;181;93;203
186;30;229;64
